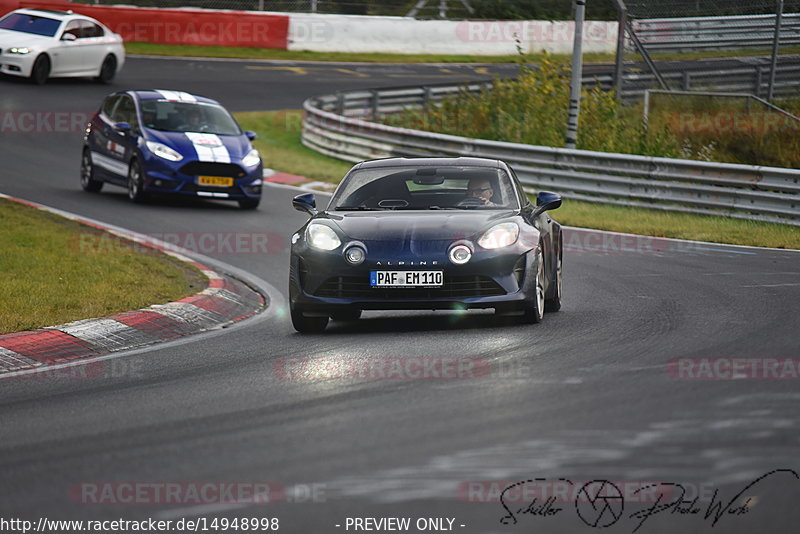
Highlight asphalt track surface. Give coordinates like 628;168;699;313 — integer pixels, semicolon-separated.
1;56;799;533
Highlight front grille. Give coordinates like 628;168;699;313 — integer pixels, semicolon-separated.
179;162;246;178
313;275;506;299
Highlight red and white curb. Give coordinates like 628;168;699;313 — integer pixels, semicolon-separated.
0;194;266;374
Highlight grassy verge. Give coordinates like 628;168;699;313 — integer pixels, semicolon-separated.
126;42;614;64
0;199;207;334
235;110;800;250
127;42;800;64
236;110;351;181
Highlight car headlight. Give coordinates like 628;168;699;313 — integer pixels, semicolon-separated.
8;47;32;55
306;224;341;251
145;141;183;162
478;222;519;249
242;148;260;168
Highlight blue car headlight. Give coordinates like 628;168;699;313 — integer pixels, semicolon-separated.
145;141;183;162
306;224;341;251
242;148;260;168
478;222;519;249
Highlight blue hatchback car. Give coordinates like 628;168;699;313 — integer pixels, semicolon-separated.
81;89;263;209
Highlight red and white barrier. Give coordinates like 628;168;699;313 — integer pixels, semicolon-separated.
0;0;617;55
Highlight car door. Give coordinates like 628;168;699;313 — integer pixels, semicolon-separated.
52;20;82;75
89;94;122;183
105;94;139;184
77;20;106;73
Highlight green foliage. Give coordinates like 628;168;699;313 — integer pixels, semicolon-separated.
385;57;682;158
385;58;800;167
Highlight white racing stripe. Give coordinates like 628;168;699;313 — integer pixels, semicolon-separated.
154;89;197;102
185;132;231;163
91;151;128;176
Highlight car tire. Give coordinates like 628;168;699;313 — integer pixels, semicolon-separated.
521;246;545;324
30;54;50;85
545;237;562;312
238;198;260;210
291;307;329;333
127;159;148;203
95;55;117;84
80;148;103;192
331;310;362;322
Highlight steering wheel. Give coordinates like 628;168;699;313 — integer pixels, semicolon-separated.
456;197;485;207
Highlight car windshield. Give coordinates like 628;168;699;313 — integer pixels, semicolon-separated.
329;165;520;211
0;13;62;37
139;100;242;136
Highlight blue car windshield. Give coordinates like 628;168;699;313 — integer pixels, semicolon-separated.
330;166;520;210
139;100;242;136
0;13;61;37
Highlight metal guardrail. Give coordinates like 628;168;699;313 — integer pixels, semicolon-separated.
302;83;800;226
633;13;800;52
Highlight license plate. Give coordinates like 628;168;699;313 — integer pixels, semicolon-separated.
198;176;233;187
370;270;443;287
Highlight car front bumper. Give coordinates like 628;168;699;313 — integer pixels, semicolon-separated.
290;245;539;315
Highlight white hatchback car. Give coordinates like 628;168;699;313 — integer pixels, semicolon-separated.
0;8;124;84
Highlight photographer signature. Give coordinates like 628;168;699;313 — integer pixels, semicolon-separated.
498;469;798;532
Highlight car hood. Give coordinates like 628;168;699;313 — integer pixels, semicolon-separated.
323;210;519;241
144;129;251;162
0;29;54;48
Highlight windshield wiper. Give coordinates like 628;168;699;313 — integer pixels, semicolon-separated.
334;206;382;211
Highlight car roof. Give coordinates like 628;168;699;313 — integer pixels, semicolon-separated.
127;90;220;106
353;157;503;170
11;8;99;23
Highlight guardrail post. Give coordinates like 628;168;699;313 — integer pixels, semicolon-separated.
336;92;345;116
755;66;764;98
682;72;691;91
371;90;380;121
422;86;432;107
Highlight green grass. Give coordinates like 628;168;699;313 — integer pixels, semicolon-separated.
236;110;351;181
126;42;614;64
235;110;800;250
0;199;207;334
127;41;800;64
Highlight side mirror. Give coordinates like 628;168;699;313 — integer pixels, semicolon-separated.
533;191;562;217
292;193;317;216
245;131;257;141
61;33;77;41
114;122;132;134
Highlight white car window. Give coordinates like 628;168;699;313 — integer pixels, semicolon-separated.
79;20;104;38
61;20;81;40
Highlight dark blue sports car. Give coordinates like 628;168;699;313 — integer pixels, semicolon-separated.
289;157;563;333
81;89;263;209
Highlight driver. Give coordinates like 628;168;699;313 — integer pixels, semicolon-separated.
465;177;497;206
181;108;207;131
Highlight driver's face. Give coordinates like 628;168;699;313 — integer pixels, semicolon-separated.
467;179;493;203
